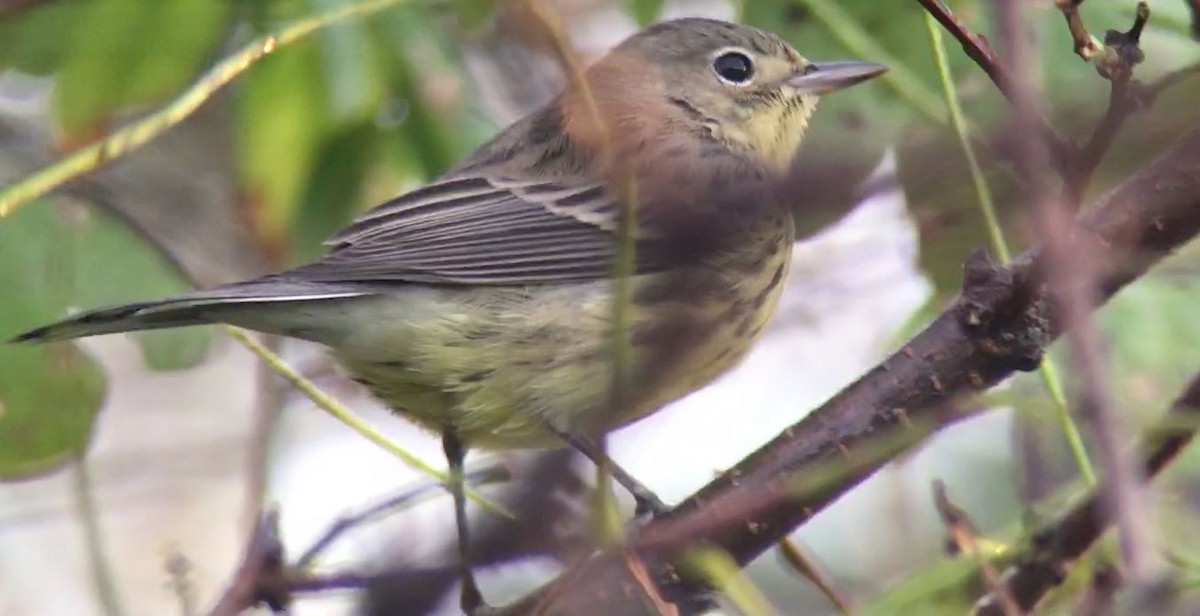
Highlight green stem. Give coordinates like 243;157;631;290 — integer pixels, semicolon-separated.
685;547;778;616
225;326;512;518
0;0;411;217
73;457;127;616
924;14;1096;486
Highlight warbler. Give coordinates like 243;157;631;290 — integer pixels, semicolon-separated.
12;17;884;613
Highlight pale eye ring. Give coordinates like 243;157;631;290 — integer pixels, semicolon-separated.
712;49;755;85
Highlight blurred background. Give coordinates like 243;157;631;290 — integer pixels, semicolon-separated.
1;0;1199;614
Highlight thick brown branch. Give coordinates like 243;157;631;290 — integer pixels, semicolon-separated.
498;126;1200;615
973;371;1200;615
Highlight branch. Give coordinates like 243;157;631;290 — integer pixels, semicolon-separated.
973;370;1200;614
294;463;512;568
933;481;1019;616
495;125;1200;614
1057;0;1104;62
208;510;289;616
914;0;1075;167
996;0;1159;586
1063;3;1151;208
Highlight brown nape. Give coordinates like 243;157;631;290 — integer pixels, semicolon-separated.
554;46;676;165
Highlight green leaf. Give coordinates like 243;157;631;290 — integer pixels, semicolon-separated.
372;6;485;178
52;0;146;137
235;38;329;260
51;0;228;139
1101;275;1200;418
122;0;231;107
0;200;215;479
0;340;104;480
627;0;664;27
452;0;495;30
291;123;378;261
0;0;83;75
311;0;385;123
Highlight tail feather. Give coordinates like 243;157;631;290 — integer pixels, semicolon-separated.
10;300;213;342
9;279;373;344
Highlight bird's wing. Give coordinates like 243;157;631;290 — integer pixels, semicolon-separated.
290;174;673;286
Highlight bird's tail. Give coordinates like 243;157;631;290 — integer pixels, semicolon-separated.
9;279;373;344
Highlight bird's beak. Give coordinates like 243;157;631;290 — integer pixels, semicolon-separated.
786;61;888;94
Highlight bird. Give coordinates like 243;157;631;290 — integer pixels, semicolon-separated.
11;17;885;613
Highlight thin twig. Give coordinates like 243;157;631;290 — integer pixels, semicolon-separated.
73;457;128;616
974;372;1200;614
685;547;777;616
933;480;1019;616
0;0;412;217
624;551;681;616
995;0;1159;587
914;0;1075;167
165;550;197;616
517;0;635;545
1057;0;1104;61
208;509;288;616
777;537;855;615
224;327;511;519
924;9;1096;485
1141;61;1200;104
1064;79;1137;208
1063;3;1151;209
295;463;512;568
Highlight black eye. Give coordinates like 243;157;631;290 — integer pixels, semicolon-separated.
713;51;754;84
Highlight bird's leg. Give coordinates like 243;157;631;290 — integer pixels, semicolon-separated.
547;426;669;517
442;430;490;615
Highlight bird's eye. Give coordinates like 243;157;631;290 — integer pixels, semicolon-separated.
713;51;754;85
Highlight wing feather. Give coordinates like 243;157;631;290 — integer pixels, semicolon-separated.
295;174;672;286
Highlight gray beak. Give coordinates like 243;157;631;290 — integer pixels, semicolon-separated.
786;60;888;94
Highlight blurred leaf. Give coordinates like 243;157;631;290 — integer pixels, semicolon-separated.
51;0;229;139
123;0;230;106
52;0;145;137
863;557;978;615
1101;275;1200;419
0;336;103;481
292;122;377;260
627;0;663;27
373;5;483;178
0;200;210;479
452;0;495;30
235;39;328;262
311;0;384;122
0;0;83;75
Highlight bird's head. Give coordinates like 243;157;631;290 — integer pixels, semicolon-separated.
564;18;886;174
